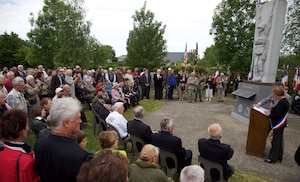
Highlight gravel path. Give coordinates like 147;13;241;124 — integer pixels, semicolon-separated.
142;99;300;181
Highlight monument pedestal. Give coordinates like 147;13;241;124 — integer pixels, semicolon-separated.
231;81;273;124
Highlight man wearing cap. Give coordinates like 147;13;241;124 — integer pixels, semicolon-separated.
105;67;116;84
94;95;112;120
52;87;64;101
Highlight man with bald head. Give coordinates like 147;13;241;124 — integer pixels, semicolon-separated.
128;106;154;143
198;123;234;181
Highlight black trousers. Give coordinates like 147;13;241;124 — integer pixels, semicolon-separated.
154;85;163;99
268;127;284;162
141;85;150;99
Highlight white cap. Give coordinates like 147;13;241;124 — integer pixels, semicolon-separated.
55;87;63;94
168;68;172;71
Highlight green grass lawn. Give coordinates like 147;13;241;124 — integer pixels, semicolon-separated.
27;95;276;182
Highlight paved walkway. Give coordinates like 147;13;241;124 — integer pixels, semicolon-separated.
142;98;300;181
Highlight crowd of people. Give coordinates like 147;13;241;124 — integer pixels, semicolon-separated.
0;63;299;181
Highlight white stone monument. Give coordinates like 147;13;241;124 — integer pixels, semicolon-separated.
251;0;287;82
232;0;287;124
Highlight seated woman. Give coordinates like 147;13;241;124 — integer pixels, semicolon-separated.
97;130;127;157
110;82;129;110
0;109;40;182
128;144;170;182
121;78;138;107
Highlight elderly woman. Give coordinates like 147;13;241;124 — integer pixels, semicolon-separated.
0;109;40;182
25;75;41;119
65;69;79;97
110;82;129;110
97;130;127;157
128;144;170;182
264;86;290;163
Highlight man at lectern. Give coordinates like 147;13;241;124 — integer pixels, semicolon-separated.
254;82;291;108
264;86;289;163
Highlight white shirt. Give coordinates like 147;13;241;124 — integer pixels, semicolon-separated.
105;111;128;138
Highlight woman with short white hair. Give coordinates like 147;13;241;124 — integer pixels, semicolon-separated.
64;69;79;97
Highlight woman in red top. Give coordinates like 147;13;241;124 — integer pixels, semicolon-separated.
0;109;40;182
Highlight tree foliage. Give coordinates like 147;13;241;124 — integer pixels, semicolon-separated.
209;0;256;73
126;1;167;71
201;45;219;67
282;0;300;57
0;32;28;68
27;0;93;68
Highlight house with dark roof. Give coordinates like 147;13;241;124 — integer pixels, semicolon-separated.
117;52;184;63
163;52;184;62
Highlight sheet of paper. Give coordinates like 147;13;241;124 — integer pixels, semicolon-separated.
253;106;268;115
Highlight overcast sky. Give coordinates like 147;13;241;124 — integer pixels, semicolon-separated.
0;0;222;57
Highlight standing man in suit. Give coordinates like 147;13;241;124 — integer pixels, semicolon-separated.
153;69;163;100
51;67;65;95
141;68;151;99
152;117;192;172
198;123;234;181
127;106;154;144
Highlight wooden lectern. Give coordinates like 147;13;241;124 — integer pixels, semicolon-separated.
246;107;270;158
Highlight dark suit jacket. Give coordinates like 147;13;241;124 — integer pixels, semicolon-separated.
51;75;65;92
94;102;110;120
153;73;163;87
141;73;151;85
152;131;186;171
127;118;152;143
198;138;234;180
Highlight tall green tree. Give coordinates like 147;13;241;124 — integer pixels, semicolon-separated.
86;37;116;68
201;45;219;67
27;0;91;68
0;32;28;68
282;0;300;57
126;1;167;70
210;0;256;72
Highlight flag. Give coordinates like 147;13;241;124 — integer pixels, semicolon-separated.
213;64;219;84
293;67;300;90
183;43;188;64
281;70;288;86
194;42;198;66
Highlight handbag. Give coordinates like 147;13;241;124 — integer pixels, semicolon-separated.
29;99;37;105
269;130;273;142
16;154;23;182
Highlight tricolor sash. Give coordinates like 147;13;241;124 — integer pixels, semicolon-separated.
270;112;288;130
